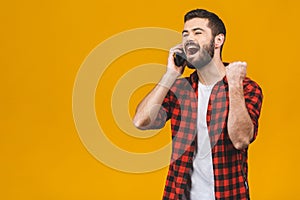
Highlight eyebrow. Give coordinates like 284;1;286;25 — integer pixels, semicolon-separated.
182;27;205;35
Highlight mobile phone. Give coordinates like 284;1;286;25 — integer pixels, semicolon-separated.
173;52;194;69
173;52;186;67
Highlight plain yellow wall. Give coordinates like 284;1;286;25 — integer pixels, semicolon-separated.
1;0;300;199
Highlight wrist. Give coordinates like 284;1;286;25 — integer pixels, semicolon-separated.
228;81;244;97
159;73;178;89
227;79;243;88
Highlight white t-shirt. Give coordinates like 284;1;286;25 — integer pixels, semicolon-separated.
190;81;215;200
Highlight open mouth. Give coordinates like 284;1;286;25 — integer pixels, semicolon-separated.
185;44;200;56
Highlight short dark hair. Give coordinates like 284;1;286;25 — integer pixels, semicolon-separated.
184;9;226;38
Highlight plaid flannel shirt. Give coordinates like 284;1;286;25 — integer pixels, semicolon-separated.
150;70;263;200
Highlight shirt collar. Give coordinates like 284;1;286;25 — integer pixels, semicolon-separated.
190;62;229;86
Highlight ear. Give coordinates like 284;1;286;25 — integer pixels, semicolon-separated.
214;34;225;49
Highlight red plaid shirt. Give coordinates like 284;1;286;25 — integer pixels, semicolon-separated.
150;71;263;200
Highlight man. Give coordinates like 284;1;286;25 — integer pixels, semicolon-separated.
133;9;263;200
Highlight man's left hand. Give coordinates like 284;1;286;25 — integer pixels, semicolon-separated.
225;61;247;86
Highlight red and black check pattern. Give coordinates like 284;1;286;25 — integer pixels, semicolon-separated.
150;70;263;200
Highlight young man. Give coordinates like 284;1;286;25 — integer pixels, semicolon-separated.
133;9;263;200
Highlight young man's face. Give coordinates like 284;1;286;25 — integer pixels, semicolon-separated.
182;18;215;69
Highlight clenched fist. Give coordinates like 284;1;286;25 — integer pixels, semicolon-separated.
225;61;247;86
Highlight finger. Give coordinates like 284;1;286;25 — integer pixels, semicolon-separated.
228;61;247;67
172;49;184;54
238;61;247;67
170;44;184;52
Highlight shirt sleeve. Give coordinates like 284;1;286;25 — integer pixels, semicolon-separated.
244;79;263;143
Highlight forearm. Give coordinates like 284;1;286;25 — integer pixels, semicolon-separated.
227;83;254;150
133;72;177;129
133;43;185;130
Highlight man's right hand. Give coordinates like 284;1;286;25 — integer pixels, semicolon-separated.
166;44;186;77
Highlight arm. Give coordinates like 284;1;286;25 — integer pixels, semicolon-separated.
133;74;174;130
226;62;259;150
133;44;185;129
228;82;254;150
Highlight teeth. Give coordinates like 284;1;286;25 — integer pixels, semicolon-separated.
187;46;199;50
186;45;199;55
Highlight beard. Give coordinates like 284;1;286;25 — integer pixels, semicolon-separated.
186;39;215;69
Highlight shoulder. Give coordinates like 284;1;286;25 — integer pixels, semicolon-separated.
173;70;198;87
243;77;262;89
243;77;263;97
169;71;197;95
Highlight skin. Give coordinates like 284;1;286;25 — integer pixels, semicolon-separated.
133;18;254;150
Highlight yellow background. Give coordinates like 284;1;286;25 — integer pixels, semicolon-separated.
1;0;300;199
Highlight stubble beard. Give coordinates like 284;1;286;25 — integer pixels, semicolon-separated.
187;39;215;70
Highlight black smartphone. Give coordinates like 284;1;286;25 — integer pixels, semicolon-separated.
173;52;194;69
173;52;186;67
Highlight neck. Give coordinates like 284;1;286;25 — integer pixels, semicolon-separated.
196;57;226;85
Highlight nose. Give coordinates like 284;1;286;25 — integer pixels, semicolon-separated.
183;35;196;48
183;39;196;51
185;32;196;42
182;32;196;50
